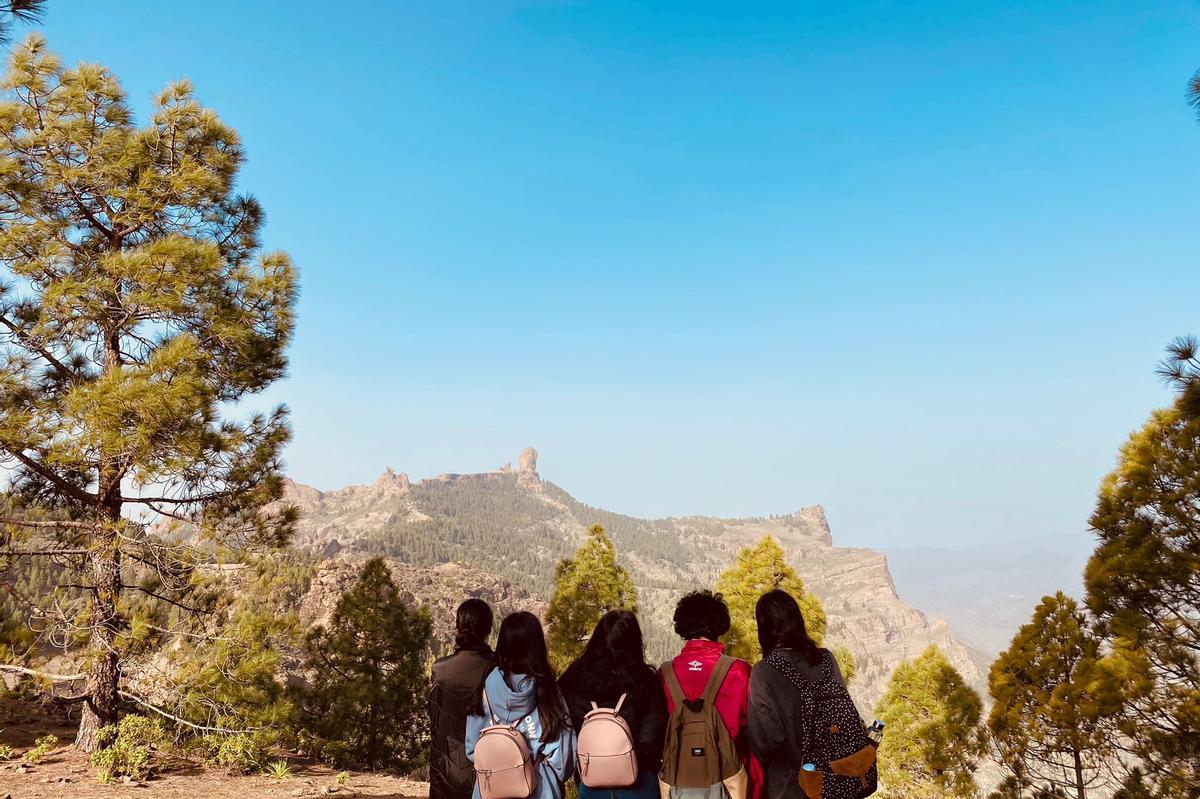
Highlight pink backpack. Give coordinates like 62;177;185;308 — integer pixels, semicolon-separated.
576;693;639;788
474;690;538;799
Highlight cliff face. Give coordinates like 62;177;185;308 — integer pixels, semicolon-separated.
281;450;986;710
300;559;546;658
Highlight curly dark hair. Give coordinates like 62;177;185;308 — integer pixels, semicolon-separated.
673;590;731;641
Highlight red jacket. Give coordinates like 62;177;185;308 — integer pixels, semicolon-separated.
660;640;762;798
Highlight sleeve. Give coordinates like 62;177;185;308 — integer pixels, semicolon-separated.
465;709;485;764
538;700;576;784
747;666;785;762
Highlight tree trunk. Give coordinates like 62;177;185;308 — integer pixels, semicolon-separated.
77;326;125;753
75;519;122;752
1072;748;1086;799
75;509;122;752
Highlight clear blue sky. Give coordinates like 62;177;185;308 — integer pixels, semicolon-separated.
36;1;1200;551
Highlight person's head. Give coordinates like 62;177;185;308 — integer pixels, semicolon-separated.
455;598;493;651
673;590;731;641
492;611;565;741
755;589;822;666
560;609;650;689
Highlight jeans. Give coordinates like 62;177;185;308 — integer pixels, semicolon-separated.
578;769;660;799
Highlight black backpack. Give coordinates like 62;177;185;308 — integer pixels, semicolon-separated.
766;650;877;799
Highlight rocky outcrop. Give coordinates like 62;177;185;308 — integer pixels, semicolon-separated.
517;447;540;488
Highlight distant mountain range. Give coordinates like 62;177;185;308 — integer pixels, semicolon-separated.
281;447;992;710
885;542;1090;654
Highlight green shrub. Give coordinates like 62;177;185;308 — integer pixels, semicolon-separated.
266;759;293;780
205;731;277;773
22;733;57;764
0;742;13;760
89;716;165;782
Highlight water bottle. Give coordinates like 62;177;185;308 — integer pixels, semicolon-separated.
867;720;885;746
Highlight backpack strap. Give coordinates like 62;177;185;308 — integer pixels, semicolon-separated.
701;654;737;705
661;660;687;706
481;688;500;724
613;692;627;714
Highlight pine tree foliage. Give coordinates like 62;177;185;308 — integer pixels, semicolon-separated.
875;645;984;799
1083;399;1200;798
988;592;1120;799
0;37;297;750
546;524;637;671
300;558;432;772
0;2;43;45
714;535;827;661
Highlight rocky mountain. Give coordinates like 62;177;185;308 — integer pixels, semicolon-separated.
282;448;989;709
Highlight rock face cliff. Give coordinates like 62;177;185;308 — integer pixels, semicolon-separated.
282;450;987;709
300;559;547;658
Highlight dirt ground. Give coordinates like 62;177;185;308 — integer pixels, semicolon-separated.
0;718;429;799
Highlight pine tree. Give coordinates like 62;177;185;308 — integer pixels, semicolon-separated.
875;645;984;799
714;536;827;661
988;593;1120;799
1083;393;1200;797
0;38;297;750
300;558;432;772
546;524;637;671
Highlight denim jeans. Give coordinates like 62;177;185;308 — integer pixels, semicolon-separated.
578;770;660;799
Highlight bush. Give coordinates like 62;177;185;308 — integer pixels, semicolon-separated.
89;716;165;782
22;733;57;764
200;731;278;773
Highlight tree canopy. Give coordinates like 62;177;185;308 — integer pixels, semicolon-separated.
546;523;637;670
988;592;1120;799
875;645;984;799
1083;399;1200;797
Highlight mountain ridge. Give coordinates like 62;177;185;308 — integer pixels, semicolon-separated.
280;448;989;709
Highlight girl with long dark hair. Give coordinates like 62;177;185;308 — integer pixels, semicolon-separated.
559;610;667;799
466;612;575;799
748;590;874;799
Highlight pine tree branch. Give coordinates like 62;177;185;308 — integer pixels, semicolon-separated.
117;690;260;735
0;312;78;379
0;448;97;505
0;517;92;530
0;663;86;681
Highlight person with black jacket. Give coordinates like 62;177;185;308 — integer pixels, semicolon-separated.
747;590;862;799
559;610;668;799
429;598;496;799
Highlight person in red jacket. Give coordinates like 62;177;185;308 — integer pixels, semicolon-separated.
660;591;762;799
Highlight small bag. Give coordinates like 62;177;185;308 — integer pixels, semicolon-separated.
474;689;538;799
577;692;639;788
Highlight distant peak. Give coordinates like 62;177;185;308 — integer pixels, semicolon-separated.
518;447;541;488
373;467;410;492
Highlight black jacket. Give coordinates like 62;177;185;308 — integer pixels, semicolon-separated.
747;648;847;799
429;646;495;799
559;660;668;774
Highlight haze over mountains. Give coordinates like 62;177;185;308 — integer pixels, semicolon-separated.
282;447;1000;708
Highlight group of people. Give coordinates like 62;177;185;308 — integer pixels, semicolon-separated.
428;590;877;799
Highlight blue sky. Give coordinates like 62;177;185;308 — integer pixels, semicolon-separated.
37;1;1200;552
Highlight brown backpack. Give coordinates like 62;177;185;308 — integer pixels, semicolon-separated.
659;656;747;799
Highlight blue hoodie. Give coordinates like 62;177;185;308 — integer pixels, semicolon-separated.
465;667;576;799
